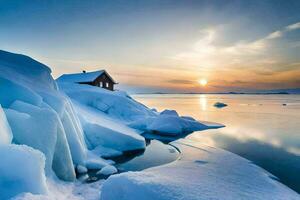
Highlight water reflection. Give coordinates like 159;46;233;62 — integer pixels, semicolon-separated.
116;140;179;172
199;94;207;111
190;131;300;192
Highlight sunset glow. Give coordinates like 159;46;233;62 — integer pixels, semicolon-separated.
199;79;208;87
1;1;300;93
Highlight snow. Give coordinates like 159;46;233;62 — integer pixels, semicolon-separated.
60;99;87;166
214;102;228;108
97;165;118;176
76;165;88;174
147;114;210;135
101;139;300;200
85;150;116;170
0;76;43;107
57;70;106;83
84;122;145;152
91;145;122;158
0;144;48;200
0;50;55;89
59;82;223;137
61;90;146;152
12;178;104;200
58;82;155;122
160;109;179;116
85;158;112;170
0;50;145;196
0;61;108;198
8;139;300;200
0;105;13;144
129;111;222;136
5;101;76;181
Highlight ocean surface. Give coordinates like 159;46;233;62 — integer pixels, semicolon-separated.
132;94;300;193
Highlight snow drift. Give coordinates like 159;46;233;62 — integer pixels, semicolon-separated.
73;100;146;152
58;83;223;136
0;50;147;199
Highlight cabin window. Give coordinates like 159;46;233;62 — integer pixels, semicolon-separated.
106;82;109;87
99;82;103;87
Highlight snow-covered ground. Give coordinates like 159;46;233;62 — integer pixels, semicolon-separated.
101;139;300;200
57;82;221;136
0;50;299;199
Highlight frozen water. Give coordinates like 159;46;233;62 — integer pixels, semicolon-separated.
214;102;228;108
0;144;48;200
96;165;118;176
0;105;13;144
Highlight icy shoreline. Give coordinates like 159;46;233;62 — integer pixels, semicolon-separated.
0;50;299;199
101;139;300;200
12;138;300;200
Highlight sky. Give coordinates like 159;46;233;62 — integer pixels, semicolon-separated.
1;0;300;93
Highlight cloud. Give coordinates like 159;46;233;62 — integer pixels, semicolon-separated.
172;21;300;69
172;28;268;70
167;79;195;85
286;22;300;31
266;30;283;39
261;21;300;42
262;22;300;42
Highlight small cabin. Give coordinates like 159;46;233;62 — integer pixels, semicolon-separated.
57;70;117;91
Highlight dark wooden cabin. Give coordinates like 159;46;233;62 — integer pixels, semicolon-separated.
57;70;117;91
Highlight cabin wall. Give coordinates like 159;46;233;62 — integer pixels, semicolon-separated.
93;74;114;91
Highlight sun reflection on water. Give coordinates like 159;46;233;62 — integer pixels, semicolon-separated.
199;94;207;111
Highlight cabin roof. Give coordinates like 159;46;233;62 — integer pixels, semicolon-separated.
57;70;117;84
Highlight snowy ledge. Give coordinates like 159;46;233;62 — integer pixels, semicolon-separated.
13;139;300;200
100;139;300;200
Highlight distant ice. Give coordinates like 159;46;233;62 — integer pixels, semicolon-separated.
214;102;228;108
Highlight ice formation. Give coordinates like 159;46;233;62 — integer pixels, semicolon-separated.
0;50;123;198
0;144;48;199
0;104;13;144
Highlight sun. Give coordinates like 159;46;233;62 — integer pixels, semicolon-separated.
198;79;208;86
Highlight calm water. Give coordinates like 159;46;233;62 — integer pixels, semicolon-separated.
115;140;179;172
133;94;300;193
